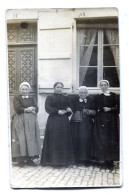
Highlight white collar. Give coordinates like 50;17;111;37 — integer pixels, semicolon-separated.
99;90;110;96
22;95;29;99
79;98;87;103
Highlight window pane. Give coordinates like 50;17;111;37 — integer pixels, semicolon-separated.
80;46;97;67
78;28;98;46
103;67;119;87
103;29;119;85
103;30;119;69
79;67;97;87
103;46;116;66
104;29;119;44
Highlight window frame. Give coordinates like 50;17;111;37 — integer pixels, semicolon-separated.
75;20;120;94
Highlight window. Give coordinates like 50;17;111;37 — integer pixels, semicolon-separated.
77;21;119;88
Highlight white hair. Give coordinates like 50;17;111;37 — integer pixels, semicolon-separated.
78;86;88;94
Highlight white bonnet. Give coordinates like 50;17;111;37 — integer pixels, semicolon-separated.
19;82;31;91
99;80;109;86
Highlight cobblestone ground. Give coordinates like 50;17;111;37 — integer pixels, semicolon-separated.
10;161;122;189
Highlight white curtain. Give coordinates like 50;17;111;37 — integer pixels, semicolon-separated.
105;30;120;80
80;29;97;85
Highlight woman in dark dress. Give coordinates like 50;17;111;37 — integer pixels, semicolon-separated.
40;82;74;167
11;82;41;167
92;80;119;169
70;86;96;166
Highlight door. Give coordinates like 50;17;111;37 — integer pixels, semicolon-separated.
7;23;37;118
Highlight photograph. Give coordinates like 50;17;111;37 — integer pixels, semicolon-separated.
6;7;121;189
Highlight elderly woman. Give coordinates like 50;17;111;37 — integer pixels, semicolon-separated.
70;86;96;166
92;80;119;169
40;82;74;167
11;82;41;167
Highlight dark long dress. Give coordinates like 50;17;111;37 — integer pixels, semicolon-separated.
92;92;119;161
70;95;96;163
40;93;75;167
11;95;41;159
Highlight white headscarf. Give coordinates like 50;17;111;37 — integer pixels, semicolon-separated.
99;80;109;87
19;82;31;91
99;80;110;96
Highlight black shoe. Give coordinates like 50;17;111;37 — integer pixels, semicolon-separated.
98;161;108;169
17;161;25;167
84;160;91;167
108;162;114;171
101;161;114;170
26;159;37;167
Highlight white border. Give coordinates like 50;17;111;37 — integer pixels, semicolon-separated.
0;0;129;195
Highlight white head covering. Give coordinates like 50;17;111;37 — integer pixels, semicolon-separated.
99;80;109;86
19;82;31;91
99;80;110;96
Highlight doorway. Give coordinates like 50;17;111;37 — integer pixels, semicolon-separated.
7;22;37;118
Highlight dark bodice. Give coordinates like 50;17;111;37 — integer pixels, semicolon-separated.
45;93;71;115
13;95;38;114
71;95;95;112
94;92;119;113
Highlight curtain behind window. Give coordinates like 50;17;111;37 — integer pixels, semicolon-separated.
79;29;97;86
105;30;119;80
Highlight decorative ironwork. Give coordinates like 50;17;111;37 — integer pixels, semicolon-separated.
7;25;17;43
8;51;16;91
20;50;34;85
8;23;35;43
18;25;34;42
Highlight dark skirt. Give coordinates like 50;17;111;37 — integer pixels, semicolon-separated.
92;112;119;161
41;115;75;167
70;116;93;163
11;113;41;158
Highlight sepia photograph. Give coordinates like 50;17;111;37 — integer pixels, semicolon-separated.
6;7;121;189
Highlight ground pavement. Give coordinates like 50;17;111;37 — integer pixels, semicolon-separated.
10;161;122;189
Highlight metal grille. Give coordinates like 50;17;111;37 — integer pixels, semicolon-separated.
20;50;34;85
8;25;17;42
18;26;34;42
8;50;16;91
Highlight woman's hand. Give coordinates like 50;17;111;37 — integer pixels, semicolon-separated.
103;107;111;112
58;110;67;115
24;106;36;114
83;109;96;116
66;107;72;113
83;109;89;115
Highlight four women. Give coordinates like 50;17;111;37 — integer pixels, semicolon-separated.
11;80;120;170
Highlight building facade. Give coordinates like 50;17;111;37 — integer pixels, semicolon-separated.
6;8;120;136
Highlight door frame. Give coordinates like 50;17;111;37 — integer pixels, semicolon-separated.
7;21;38;117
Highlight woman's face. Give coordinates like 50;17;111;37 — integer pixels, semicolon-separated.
79;89;88;99
100;81;108;92
20;85;30;96
54;83;63;94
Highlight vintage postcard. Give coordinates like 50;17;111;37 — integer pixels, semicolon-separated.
7;7;122;189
